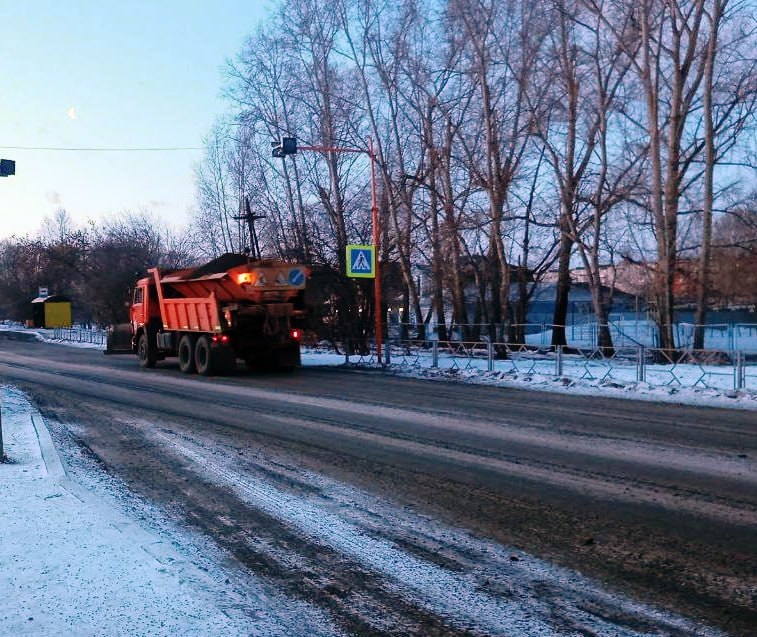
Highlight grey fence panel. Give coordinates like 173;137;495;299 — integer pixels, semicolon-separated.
51;327;107;347
380;336;756;392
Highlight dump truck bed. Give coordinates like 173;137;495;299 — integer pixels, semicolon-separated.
159;296;221;333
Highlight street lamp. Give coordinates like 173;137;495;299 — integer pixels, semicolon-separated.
272;136;383;364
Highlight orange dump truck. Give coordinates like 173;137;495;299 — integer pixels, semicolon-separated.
122;253;309;375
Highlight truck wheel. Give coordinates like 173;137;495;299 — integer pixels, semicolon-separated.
137;333;157;368
178;334;197;373
195;336;213;376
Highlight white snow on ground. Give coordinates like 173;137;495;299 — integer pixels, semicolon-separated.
0;386;343;637
152;428;726;637
387;363;757;412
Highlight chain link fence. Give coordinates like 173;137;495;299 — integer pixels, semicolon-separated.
368;341;755;391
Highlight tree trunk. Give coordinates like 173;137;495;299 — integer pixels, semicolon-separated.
428;166;447;343
694;2;721;350
592;287;615;356
515;263;529;344
438;122;468;339
551;221;573;347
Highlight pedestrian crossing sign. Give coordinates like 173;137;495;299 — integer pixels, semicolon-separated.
346;244;376;278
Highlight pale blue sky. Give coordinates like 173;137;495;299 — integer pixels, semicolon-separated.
0;1;270;238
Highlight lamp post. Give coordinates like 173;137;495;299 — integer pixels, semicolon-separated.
272;137;383;364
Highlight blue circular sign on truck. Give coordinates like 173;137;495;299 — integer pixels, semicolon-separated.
289;268;305;286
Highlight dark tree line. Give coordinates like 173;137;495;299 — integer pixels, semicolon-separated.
0;210;192;325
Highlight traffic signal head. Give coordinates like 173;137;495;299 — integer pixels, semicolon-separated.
281;137;297;155
271;137;297;158
0;159;15;177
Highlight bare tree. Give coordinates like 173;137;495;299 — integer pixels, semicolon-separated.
527;0;605;347
553;0;643;352
448;0;543;341
710;199;757;305
339;0;428;335
597;0;711;349
192;122;244;257
692;0;757;348
589;0;757;349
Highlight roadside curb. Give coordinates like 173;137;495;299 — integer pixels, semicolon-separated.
29;413;66;480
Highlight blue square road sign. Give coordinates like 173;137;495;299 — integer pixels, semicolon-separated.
346;245;375;278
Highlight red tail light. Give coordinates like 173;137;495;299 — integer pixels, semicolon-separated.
212;334;230;344
290;328;301;340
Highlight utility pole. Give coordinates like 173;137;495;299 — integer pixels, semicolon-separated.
234;197;265;259
0;159;14;458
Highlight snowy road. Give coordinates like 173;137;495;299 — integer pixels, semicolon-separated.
1;339;755;635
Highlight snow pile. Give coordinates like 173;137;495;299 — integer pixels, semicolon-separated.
385;363;757;411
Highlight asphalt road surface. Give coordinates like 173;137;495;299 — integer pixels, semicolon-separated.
1;338;755;636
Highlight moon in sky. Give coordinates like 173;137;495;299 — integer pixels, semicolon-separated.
67;106;77;120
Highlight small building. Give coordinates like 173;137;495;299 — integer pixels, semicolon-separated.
31;295;73;328
523;282;645;325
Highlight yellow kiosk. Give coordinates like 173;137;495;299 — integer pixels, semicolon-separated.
31;295;73;328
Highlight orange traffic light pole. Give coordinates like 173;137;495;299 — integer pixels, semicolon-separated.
295;139;383;364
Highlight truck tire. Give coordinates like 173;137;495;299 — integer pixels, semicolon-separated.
178;334;197;374
195;335;213;376
137;333;157;368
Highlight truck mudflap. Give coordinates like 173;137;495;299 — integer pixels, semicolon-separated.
274;342;301;370
104;323;134;354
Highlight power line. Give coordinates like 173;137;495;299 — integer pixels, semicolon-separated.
0;145;202;152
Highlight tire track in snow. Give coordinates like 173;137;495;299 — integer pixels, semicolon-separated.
154;431;726;637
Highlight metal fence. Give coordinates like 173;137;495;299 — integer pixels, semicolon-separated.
347;338;757;391
51;326;107;347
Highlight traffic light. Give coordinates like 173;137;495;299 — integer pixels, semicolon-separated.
0;159;15;177
271;137;297;158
